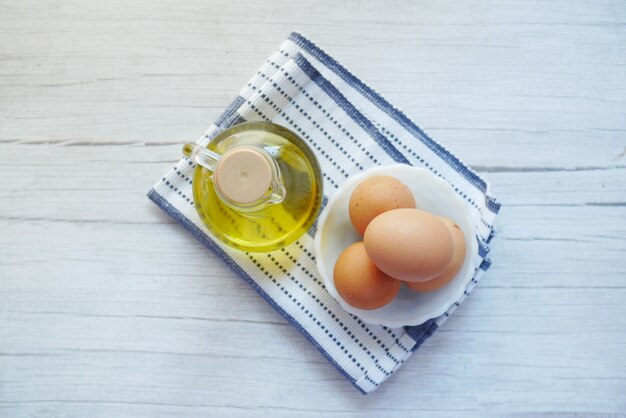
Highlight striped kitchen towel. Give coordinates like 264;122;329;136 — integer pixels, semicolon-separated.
148;32;500;394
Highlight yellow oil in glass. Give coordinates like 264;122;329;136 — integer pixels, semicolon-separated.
192;122;323;252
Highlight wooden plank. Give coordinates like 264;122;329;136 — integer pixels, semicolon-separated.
1;200;625;287
0;143;624;225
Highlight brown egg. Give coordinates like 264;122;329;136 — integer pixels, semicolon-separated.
349;175;416;235
333;242;401;310
364;208;454;282
405;217;466;292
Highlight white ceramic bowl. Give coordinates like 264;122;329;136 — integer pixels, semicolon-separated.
314;164;479;327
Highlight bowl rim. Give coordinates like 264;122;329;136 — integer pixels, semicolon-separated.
313;163;479;327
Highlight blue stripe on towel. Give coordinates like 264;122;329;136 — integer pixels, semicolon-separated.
215;96;247;128
292;53;410;166
404;320;438;351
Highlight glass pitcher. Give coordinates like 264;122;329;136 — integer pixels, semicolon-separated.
183;122;323;252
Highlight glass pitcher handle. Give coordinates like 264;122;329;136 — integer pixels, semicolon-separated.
182;143;221;172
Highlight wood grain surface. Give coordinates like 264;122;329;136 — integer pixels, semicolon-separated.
1;0;625;416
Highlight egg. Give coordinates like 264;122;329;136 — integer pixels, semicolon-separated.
348;175;416;235
363;208;454;282
405;217;466;292
333;242;401;310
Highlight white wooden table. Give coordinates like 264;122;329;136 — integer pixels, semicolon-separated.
2;1;625;416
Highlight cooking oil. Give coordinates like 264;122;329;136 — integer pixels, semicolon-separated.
191;122;323;252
